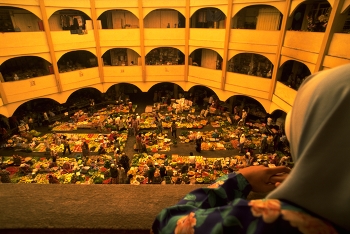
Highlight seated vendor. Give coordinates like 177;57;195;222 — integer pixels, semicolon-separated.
212;129;220;138
98;144;107;154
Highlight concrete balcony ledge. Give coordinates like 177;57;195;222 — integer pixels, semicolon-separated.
0;184;207;234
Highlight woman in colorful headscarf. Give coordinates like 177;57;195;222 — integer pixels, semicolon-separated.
151;64;350;233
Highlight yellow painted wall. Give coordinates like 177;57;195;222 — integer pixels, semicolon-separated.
99;29;141;48
188;66;222;89
103;66;143;82
0;32;49;58
271;95;292;113
189;29;226;50
146;65;185;82
226;72;271;92
95;0;139;9
1;75;58;103
228;30;279;59
269;96;292;113
328;34;350;60
279;54;315;72
60;68;101;91
323;56;350;69
284;31;324;53
274;82;297;107
144;29;186;47
51;31;96;51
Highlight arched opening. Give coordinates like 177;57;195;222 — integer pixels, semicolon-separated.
98;9;139;29
145;47;184;65
148;82;184;104
57;51;97;73
190;8;226;28
232;5;282;30
10;98;62;130
228;95;267;123
48;9;90;33
144;9;185;28
189;49;222;70
105;83;142;104
187;85;217;108
66;88;103;110
0;56;52;82
102;48;140;66
227;53;273;78
0;6;42;32
289;0;331;32
270;109;287;129
278;60;311;90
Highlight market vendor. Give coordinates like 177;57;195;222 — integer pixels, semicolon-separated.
98;143;107;154
146;156;154;167
110;164;118;184
147;164;156;184
48;174;60;184
188;152;196;167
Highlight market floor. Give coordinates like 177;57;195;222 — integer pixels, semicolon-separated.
0;92;248;161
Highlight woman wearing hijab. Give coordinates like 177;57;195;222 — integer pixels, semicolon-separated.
239;133;245;153
151;64;350;233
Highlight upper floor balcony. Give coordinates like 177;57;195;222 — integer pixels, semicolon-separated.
1;74;58;103
189;28;226;48
144;28;186;47
324;33;350;68
188;66;222;89
229;29;280;54
282;31;325;64
0;32;49;57
99;29;140;47
51;31;97;51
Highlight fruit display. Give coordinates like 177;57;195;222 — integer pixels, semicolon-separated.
29;131;128;153
7;155;115;184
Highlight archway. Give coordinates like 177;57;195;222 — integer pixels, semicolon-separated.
144;9;185;28
189;49;223;70
278;60;311;90
0;56;52;82
227;53;273;78
187;85;217;107
98;9;139;29
147;82;184;104
289;0;331;32
190;8;226;28
145;47;184;65
57;50;98;73
270;109;287;129
102;48;140;66
0;6;42;32
232;5;282;30
48;9;91;32
226;95;267;123
66;88;102;110
105;83;142;103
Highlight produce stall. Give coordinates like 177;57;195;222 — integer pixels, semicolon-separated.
2;155;115;184
31;131;129;153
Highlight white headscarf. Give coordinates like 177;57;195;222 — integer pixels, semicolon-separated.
267;64;350;230
239;134;245;144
